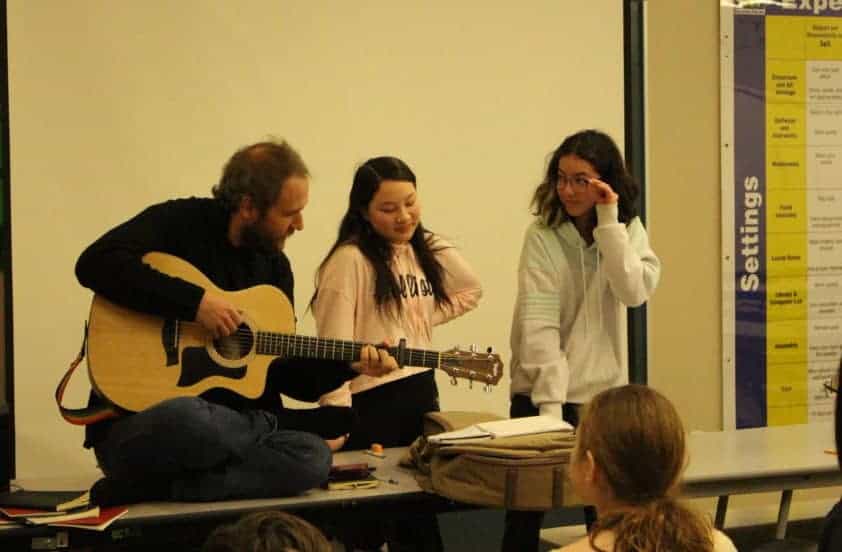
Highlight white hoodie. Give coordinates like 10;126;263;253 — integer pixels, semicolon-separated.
509;203;661;418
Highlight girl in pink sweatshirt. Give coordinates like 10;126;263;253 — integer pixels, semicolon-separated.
311;156;482;453
311;156;481;552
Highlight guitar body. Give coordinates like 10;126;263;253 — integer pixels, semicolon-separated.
87;252;296;412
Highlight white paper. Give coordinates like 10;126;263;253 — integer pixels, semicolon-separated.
428;415;572;443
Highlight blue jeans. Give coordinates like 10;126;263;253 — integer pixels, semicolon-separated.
93;397;331;501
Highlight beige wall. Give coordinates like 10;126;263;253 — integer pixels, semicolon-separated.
8;1;624;479
647;1;723;430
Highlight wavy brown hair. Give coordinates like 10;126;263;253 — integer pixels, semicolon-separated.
578;385;714;552
531;129;639;228
202;511;331;552
212;140;309;215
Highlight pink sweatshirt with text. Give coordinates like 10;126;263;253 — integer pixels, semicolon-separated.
313;237;482;406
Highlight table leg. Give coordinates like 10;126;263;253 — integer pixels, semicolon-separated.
714;495;729;529
775;489;793;540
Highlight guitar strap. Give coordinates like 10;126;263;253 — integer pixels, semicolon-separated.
54;323;122;425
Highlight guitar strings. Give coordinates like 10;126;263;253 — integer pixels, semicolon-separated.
174;323;497;375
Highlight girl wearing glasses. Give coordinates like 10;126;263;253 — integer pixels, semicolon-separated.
503;129;661;551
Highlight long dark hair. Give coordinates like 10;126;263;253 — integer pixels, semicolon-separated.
531;129;639;227
578;385;714;552
311;156;451;315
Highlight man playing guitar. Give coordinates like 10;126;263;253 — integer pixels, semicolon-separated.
75;140;397;505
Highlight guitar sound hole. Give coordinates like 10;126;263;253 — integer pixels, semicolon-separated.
213;323;254;361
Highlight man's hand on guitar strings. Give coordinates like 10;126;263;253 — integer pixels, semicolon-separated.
352;344;398;377
196;291;243;339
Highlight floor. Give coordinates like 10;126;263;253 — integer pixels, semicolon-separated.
726;517;823;551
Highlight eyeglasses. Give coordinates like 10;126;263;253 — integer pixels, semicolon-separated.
554;173;594;191
824;374;839;396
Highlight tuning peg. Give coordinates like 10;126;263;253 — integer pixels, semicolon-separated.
484;383;492;393
469;344;478;353
450;376;458;386
468;379;473;390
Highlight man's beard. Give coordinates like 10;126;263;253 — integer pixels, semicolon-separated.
240;221;284;254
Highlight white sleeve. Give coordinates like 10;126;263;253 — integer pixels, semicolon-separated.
431;241;483;326
593;203;661;307
512;226;568;419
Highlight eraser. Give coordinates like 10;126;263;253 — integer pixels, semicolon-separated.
365;443;385;458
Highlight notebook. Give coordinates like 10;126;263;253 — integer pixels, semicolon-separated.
428;415;573;443
50;506;129;531
3;506;101;526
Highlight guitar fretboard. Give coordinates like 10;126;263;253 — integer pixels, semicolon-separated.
256;332;441;369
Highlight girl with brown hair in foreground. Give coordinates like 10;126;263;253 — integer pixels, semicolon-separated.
559;385;736;552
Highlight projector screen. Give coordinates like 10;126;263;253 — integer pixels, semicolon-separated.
8;1;625;478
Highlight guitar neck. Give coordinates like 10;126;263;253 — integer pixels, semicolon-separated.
256;332;441;369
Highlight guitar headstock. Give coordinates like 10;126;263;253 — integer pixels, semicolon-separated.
439;346;504;388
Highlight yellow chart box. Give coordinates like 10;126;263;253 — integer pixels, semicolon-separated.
767;102;805;147
766;233;808;278
767;17;806;60
767;59;805;103
767;146;805;190
767;362;808;426
805;19;842;60
767;402;808;426
766;320;807;365
766;277;808;322
767;189;806;234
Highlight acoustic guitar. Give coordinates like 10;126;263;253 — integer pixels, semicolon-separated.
86;252;504;412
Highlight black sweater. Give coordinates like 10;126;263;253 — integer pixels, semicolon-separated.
76;197;357;444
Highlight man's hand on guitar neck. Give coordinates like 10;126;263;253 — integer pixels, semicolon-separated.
196;291;243;338
352;343;398;377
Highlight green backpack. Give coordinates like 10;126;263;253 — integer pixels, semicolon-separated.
401;411;580;511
